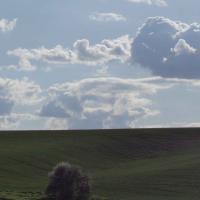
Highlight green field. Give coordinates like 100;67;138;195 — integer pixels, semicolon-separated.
0;128;200;200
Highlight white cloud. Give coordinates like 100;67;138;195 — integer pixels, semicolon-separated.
139;122;200;128
7;48;37;71
0;77;42;117
8;35;132;71
127;0;167;7
40;77;175;129
0;77;42;129
89;12;127;22
132;16;200;79
0;77;42;106
0;115;20;130
0;113;36;130
45;118;69;130
0;18;17;32
40;76;200;129
172;39;196;56
0;75;194;130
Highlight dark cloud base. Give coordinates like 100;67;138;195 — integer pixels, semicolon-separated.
132;17;200;79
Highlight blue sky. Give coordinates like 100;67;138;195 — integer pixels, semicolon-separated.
0;0;200;129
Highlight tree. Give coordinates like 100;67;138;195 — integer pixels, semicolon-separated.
45;162;90;200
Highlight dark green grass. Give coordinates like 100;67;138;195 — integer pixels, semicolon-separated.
0;128;200;199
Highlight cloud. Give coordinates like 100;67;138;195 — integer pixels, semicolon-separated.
172;39;197;56
0;76;198;130
7;35;132;71
89;12;127;22
131;16;200;79
0;77;42;116
0;77;42;106
0;18;17;32
39;77;174;129
0;114;20;129
45;118;69;130
127;0;167;7
0;113;36;130
41;76;200;130
0;77;42;129
7;48;37;71
139;121;200;128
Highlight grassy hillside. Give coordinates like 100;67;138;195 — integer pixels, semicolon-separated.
0;128;200;200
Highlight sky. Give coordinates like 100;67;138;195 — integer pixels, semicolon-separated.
0;0;200;130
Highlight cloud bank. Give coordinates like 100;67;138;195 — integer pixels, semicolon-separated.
8;35;132;71
8;16;200;80
132;16;200;79
39;77;175;129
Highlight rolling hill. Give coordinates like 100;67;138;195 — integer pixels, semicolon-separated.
0;128;200;200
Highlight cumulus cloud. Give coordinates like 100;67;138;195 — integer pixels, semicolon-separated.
0;77;42;129
8;35;132;71
172;39;197;56
7;48;37;71
0;114;20;130
0;77;42;106
39;77;175;129
0;113;36;130
45;118;69;130
0;77;42;116
127;0;167;7
0;18;17;32
132;16;200;79
89;12;127;22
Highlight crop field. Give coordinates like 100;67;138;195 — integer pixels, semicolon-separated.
0;128;200;200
